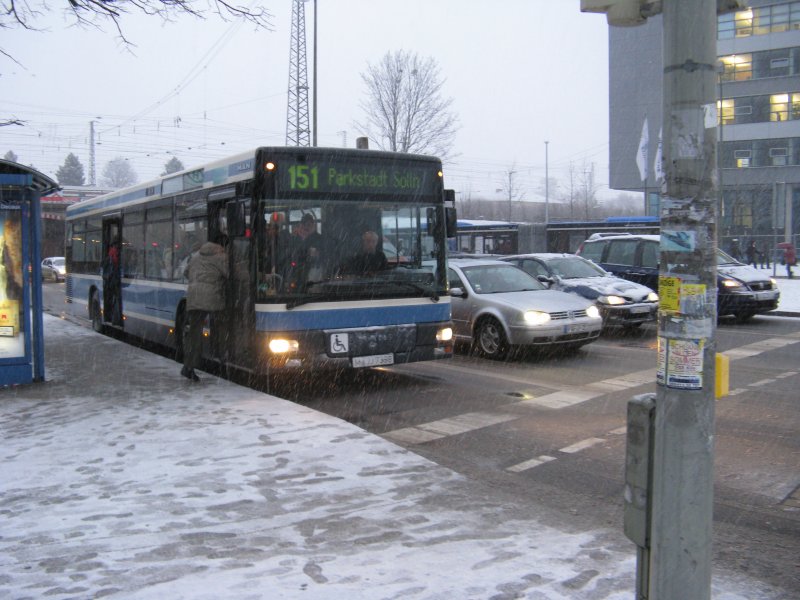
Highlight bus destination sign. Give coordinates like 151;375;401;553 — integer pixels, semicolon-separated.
277;161;437;196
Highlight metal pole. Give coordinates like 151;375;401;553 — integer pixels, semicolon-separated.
312;0;318;147
544;140;550;225
651;1;717;598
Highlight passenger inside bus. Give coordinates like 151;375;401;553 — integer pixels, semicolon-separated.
341;230;388;276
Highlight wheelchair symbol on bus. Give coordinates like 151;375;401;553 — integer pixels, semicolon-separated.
330;333;349;354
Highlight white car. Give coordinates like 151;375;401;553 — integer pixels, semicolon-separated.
500;253;659;329
448;258;603;359
41;256;66;282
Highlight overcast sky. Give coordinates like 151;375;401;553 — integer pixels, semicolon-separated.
2;1;611;200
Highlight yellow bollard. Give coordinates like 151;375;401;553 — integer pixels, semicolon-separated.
715;353;730;399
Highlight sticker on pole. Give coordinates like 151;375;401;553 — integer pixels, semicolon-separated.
657;337;704;390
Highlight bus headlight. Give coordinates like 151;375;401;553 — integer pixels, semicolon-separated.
269;338;299;354
436;327;453;342
524;310;551;325
586;305;601;319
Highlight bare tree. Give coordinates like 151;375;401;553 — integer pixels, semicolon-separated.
101;157;138;189
1;0;272;62
356;50;458;159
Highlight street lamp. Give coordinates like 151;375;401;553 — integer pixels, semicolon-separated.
544;141;550;225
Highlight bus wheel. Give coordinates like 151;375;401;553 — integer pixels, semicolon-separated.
174;309;185;363
475;318;509;360
91;292;105;334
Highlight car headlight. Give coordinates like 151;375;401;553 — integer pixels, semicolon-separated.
770;278;777;286
524;310;551;325
721;278;743;289
647;292;659;302
586;305;601;319
598;294;626;305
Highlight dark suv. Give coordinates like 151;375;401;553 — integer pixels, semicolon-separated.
576;234;780;322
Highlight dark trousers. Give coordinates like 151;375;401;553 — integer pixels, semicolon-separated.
183;310;217;371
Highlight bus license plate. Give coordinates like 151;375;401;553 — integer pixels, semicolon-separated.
352;353;394;368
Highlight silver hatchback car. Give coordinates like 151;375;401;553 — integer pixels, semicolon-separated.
447;258;602;359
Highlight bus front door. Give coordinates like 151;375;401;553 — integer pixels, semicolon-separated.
225;199;255;368
101;218;123;327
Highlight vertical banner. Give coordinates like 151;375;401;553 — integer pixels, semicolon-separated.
0;207;25;358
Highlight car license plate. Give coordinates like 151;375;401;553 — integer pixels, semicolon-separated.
352;353;394;368
564;323;590;334
630;305;652;314
756;291;777;300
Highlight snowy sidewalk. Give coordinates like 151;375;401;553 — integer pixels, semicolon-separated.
0;315;786;599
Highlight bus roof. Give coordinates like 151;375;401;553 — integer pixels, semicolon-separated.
66;147;444;220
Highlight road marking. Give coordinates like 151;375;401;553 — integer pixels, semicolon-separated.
506;455;557;473
722;337;799;360
775;370;799;379
384;335;800;446
560;437;605;454
383;411;517;444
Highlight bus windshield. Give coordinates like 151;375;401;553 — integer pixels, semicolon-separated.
256;198;445;305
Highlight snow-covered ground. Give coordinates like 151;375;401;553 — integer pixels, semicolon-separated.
0;315;791;599
774;275;800;313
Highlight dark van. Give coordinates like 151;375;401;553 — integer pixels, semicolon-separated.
576;234;780;322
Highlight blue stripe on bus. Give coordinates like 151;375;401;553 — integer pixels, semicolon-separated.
255;303;450;331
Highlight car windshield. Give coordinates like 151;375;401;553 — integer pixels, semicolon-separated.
716;249;741;266
546;256;607;278
462;264;545;293
52;258;65;267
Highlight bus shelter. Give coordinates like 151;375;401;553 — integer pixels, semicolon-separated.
0;160;58;386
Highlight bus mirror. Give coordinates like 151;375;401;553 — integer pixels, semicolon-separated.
444;189;455;205
226;201;246;237
445;207;458;238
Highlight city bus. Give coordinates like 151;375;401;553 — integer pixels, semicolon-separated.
452;216;660;255
64;147;455;372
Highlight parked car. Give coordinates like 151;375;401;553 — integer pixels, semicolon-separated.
41;256;66;282
447;258;602;359
576;234;780;322
499;253;658;329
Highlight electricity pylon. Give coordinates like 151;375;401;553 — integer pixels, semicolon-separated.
286;0;310;147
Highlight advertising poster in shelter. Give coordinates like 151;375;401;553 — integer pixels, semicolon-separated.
0;207;25;358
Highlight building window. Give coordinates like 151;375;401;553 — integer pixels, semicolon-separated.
734;150;752;168
719;99;736;125
770;147;788;166
720;53;753;81
719;3;800;38
771;94;789;121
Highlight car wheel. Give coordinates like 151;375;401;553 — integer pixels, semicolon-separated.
91;292;105;334
475;318;509;360
734;311;754;323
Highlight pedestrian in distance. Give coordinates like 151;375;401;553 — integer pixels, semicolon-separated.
729;238;741;261
182;237;228;382
781;243;797;279
760;242;771;269
745;240;759;268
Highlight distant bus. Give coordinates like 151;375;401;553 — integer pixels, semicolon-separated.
64;147;455;372
452;216;660;255
452;220;545;255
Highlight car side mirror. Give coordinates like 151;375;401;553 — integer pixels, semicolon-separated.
449;286;467;298
537;275;554;287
